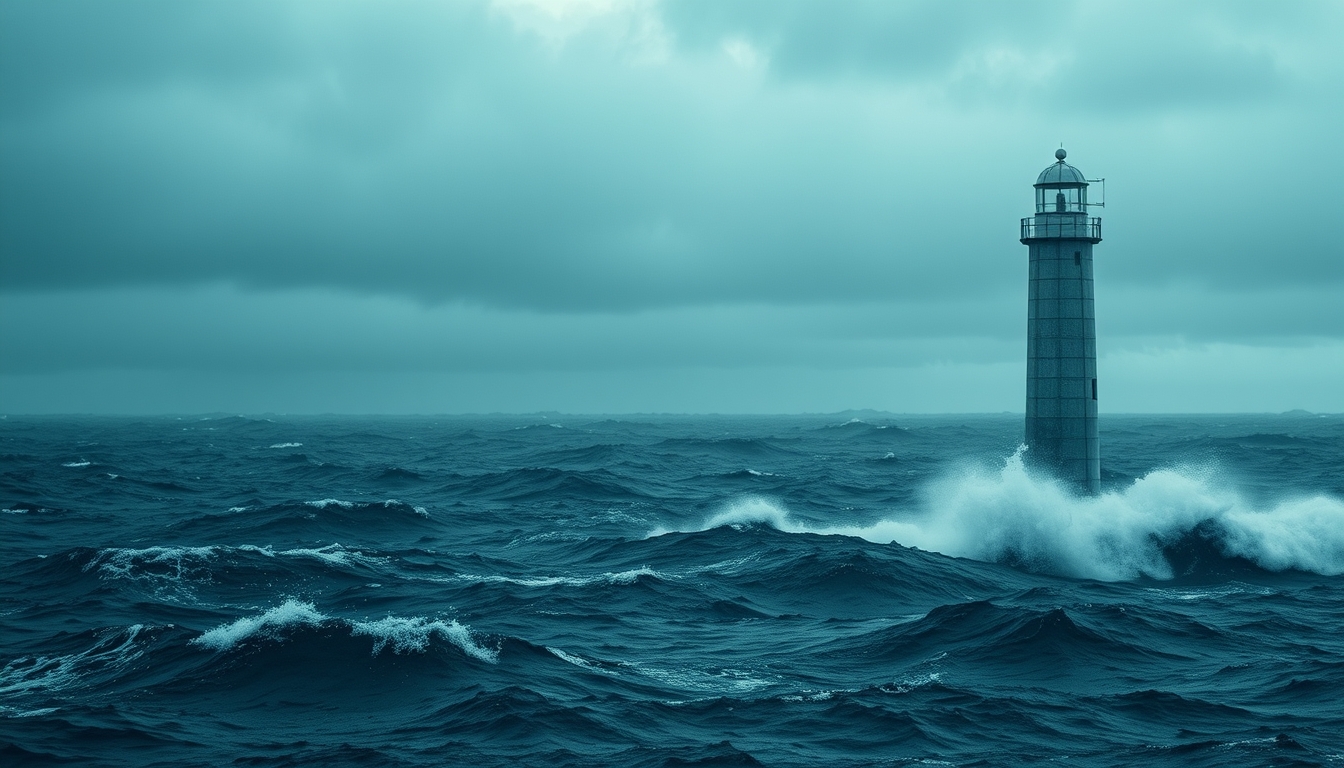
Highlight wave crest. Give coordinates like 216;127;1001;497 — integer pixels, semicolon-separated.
351;616;497;661
451;566;662;588
191;599;497;662
191;599;325;651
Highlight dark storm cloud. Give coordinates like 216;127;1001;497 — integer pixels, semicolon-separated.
1;0;1341;313
0;1;296;113
661;0;1056;81
660;0;1300;110
2;283;1336;376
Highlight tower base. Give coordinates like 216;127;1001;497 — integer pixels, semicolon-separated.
1023;232;1099;496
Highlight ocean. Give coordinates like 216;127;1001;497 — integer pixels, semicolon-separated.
2;412;1342;767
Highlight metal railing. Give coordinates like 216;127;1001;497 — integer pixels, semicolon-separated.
1020;217;1102;240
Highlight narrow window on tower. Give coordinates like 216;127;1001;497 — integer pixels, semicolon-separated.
1074;251;1081;266
1092;378;1098;400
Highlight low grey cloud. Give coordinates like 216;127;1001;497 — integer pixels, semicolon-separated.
662;0;1056;81
660;0;1322;111
1;1;1341;413
2;283;1336;376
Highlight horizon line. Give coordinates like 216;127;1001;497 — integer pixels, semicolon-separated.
2;410;1337;419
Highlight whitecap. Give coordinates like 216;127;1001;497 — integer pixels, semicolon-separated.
237;544;275;556
61;460;91;468
380;499;429;516
305;498;354;509
191;599;325;651
605;566;659;585
453;566;662;588
647;500;798;539
881;671;943;694
268;442;303;449
779;689;844;702
302;499;424;516
352;616;497;662
192;601;497;661
274;543;385;568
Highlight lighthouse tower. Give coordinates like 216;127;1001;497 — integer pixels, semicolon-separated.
1021;148;1102;494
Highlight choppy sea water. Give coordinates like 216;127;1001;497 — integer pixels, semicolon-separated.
2;413;1343;767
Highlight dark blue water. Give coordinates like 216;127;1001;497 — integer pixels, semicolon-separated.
2;413;1343;767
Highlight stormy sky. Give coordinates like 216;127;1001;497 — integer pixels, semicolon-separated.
2;0;1341;414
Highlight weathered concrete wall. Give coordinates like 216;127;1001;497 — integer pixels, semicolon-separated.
1025;225;1100;494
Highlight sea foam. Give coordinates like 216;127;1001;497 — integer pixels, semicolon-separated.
241;543;387;569
658;448;1344;581
0;624;149;696
452;566;662;588
90;543;384;583
87;546;220;589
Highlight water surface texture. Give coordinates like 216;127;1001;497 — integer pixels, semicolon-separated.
3;413;1343;767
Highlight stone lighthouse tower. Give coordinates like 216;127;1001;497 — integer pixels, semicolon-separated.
1021;148;1102;494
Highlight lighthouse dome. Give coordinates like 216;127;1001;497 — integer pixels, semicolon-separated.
1036;159;1087;187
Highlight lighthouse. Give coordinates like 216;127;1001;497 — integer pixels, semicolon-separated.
1021;148;1103;494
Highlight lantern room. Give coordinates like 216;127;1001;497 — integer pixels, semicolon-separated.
1034;148;1089;214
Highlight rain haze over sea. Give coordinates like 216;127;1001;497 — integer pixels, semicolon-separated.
3;2;1344;766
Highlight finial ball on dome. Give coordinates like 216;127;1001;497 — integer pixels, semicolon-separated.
1055;148;1067;161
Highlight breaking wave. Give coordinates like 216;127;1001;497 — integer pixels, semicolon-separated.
192;599;325;651
656;448;1344;581
351;616;495;660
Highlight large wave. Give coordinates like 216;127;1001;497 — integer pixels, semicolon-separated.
655;448;1344;581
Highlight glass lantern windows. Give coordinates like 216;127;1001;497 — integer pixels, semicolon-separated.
1035;184;1088;214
